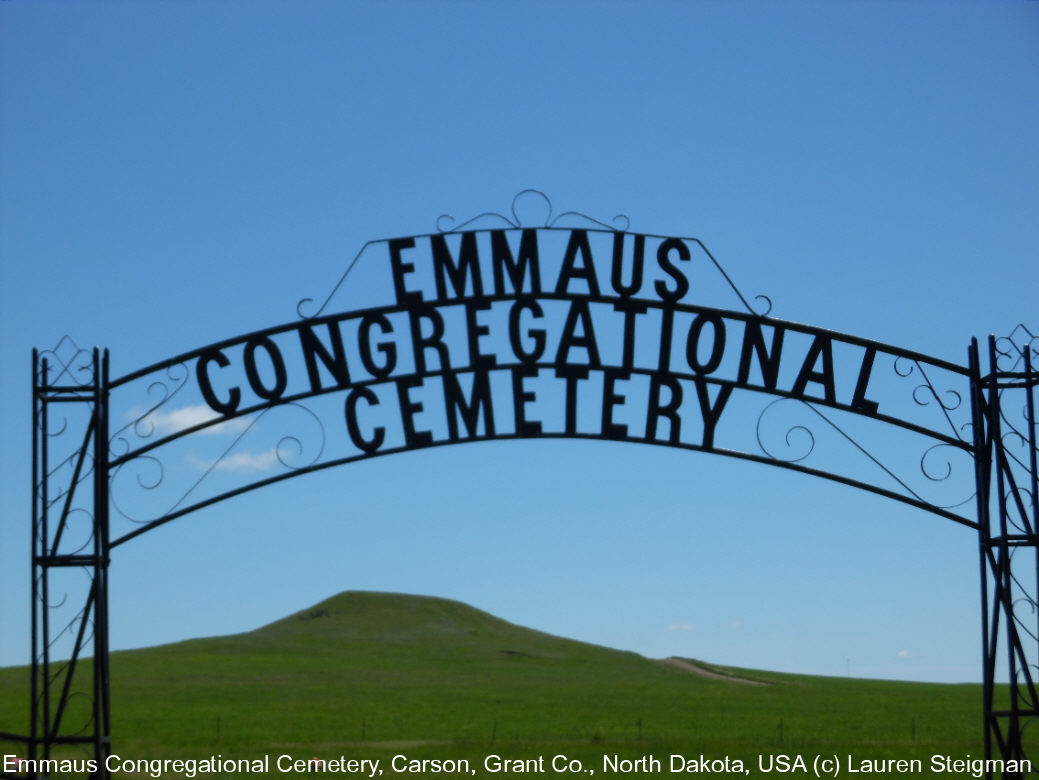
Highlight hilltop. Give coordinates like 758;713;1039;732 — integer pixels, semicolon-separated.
0;591;983;767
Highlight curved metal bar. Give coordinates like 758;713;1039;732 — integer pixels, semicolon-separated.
112;286;970;393
110;432;979;550
109;348;972;473
511;189;551;228
437;210;518;233
99;224;985;553
106;292;972;487
548;210;631;232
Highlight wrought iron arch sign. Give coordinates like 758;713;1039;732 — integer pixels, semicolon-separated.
3;193;1037;779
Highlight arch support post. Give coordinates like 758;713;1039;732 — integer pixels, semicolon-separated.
4;344;113;780
974;329;1039;779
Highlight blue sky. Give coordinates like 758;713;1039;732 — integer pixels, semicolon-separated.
1;0;1036;685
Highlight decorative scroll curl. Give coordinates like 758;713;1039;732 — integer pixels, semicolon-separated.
755;398;816;463
893;356;966;441
110;454;165;524
436;189;632;233
756;395;976;512
110;401;326;526
995;323;1038;373
38;335;95;387
751;295;773;317
912;385;962;411
917;443;976;510
992;326;1039;478
109;362;191;452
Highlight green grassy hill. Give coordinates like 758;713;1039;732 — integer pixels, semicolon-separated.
0;592;988;775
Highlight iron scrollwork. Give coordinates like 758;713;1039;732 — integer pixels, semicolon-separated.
109;398;327;527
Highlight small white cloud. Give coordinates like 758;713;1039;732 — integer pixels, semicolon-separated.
667;623;693;632
896;649;914;658
727;620;743;630
187;449;279;472
129;404;251;437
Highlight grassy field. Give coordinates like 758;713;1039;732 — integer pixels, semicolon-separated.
0;592;1006;777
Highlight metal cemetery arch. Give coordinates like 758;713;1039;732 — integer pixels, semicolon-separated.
3;194;1037;779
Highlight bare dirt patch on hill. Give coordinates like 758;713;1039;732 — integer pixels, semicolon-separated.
661;657;769;686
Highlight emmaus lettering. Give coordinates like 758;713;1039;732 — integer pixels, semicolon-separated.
387;228;696;304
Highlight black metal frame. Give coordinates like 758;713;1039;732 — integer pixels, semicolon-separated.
98;296;979;550
1;343;111;779
973;328;1039;778
1;202;1035;778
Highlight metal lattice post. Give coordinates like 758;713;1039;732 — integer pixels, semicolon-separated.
16;344;113;780
94;349;112;778
975;328;1039;779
